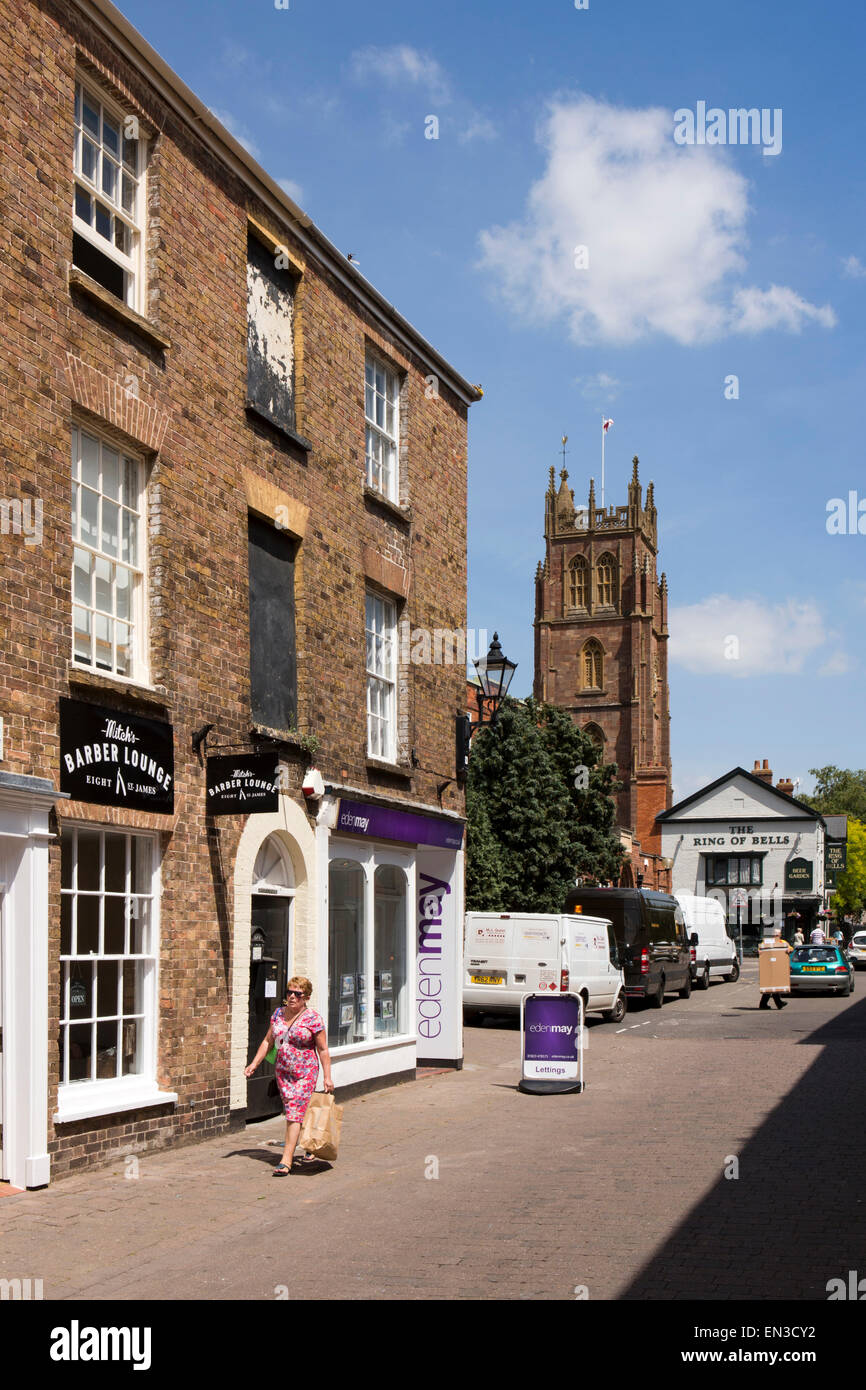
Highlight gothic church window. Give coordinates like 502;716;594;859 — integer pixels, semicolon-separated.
596;553;617;609
582;638;604;691
567;555;588;610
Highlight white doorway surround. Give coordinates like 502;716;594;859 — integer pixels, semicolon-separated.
0;773;67;1189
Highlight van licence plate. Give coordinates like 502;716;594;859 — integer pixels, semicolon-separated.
471;973;504;985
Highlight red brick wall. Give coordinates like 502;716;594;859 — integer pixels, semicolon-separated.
0;0;470;1176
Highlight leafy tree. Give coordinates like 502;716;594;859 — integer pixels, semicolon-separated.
830;817;866;919
801;766;866;821
465;696;624;912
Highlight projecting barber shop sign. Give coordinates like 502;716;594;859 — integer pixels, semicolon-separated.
59;698;174;812
206;754;279;815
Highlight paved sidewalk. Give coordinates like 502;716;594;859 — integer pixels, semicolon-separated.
2;985;864;1300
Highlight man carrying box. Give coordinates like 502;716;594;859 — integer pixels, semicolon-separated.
759;924;791;1009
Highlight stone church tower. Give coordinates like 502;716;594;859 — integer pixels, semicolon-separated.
533;457;672;878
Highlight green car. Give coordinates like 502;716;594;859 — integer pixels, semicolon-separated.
789;944;855;996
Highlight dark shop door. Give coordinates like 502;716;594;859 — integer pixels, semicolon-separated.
247;896;291;1121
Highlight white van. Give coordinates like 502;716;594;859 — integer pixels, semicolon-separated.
675;894;740;988
463;912;627;1023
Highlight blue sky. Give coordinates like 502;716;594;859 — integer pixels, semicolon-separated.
118;0;866;800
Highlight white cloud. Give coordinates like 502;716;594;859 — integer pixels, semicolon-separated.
731;284;836;333
669;596;835;677
209;108;261;160
842;254;866;279
278;178;304;205
350;45;451;102
817;651;851;677
478;96;836;346
575;371;621;400
458;114;498;144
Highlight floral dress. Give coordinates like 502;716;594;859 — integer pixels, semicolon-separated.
270;1006;324;1122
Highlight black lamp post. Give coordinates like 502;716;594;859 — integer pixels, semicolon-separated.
456;632;517;779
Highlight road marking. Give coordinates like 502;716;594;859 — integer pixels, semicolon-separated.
616;1027;628;1033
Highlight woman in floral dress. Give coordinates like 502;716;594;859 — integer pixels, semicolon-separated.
245;975;334;1175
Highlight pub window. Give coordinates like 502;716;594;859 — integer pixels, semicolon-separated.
248;513;298;732
705;856;763;886
247;233;296;433
59;828;157;1086
567;556;588;610
71;424;146;681
582;638;604;691
73;80;144;309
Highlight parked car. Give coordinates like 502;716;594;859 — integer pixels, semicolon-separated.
463;912;627;1023
847;931;866;969
789;944;855;996
675;893;740;988
562;888;692;1006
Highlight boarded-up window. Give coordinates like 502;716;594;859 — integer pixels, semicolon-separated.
247;234;295;432
248;514;297;731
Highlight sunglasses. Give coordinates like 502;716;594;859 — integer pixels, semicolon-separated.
286;989;306;998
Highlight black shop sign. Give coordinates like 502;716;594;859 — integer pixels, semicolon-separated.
206;754;279;815
60;698;174;813
784;857;814;892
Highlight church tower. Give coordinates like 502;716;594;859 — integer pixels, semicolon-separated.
533;457;672;869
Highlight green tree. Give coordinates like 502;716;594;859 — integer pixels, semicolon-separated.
464;696;624;912
801;766;866;820
830;818;866;918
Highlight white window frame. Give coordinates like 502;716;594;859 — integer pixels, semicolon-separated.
366;591;397;762
73;78;145;312
365;354;400;502
71;423;148;683
327;843;415;1053
55;826;171;1124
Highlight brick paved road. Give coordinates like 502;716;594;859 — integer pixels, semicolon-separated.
2;963;864;1301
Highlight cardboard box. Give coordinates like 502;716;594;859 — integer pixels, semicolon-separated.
759;948;790;993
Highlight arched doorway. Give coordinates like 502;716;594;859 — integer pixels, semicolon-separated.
247;835;295;1121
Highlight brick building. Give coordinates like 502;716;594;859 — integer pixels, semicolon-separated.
0;0;479;1188
533;458;672;888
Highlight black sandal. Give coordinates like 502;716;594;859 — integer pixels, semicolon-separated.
272;1163;291;1177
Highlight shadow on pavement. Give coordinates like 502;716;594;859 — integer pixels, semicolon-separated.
619;993;866;1300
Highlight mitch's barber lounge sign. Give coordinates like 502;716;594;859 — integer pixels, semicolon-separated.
60;699;174;813
206;754;279;815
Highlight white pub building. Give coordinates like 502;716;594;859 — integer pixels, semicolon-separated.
658;761;827;950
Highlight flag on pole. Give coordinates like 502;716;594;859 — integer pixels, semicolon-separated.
603;418;614;433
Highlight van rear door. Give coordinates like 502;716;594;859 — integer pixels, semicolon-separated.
511;916;562;994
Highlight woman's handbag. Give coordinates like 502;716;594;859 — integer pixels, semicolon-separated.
265;1044;278;1064
298;1092;343;1161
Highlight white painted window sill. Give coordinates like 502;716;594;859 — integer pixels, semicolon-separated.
54;1081;178;1125
330;1035;414;1059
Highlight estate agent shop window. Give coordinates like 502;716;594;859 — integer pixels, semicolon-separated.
328;856;410;1049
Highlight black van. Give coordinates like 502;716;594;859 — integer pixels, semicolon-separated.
562;887;691;1006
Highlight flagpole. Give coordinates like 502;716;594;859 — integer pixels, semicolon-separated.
601;415;605;511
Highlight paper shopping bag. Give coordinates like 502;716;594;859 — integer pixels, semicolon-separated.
298;1092;343;1161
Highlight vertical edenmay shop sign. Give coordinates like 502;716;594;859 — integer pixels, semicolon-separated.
416;849;461;1064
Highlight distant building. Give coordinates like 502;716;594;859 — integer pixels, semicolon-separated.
658;760;827;947
533;458;672;887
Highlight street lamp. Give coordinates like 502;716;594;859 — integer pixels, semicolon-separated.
456;632;517;779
